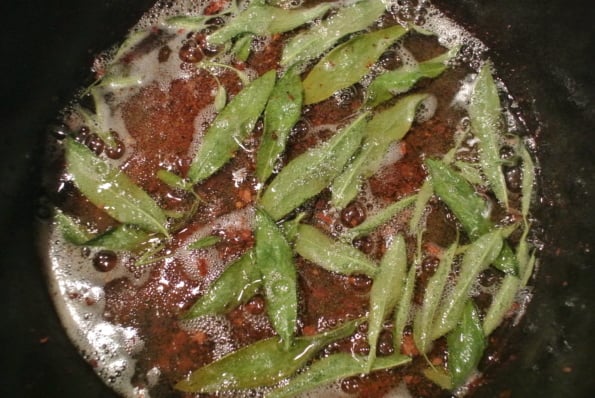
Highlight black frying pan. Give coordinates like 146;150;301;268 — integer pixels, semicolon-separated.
1;0;594;396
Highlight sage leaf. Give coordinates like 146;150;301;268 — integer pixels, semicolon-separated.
256;66;303;183
482;274;520;336
187;235;221;249
519;143;535;220
65;138;169;235
468;63;509;208
447;301;486;388
367;234;407;369
157;169;193;192
393;259;416;351
181;251;262;319
366;46;458;107
54;210;93;245
295;224;377;277
423;366;453;390
207;3;331;45
86;224;152;250
432;230;503;339
281;0;386;67
175;319;358;392
426;158;519;274
332;94;427;208
342;194;417;240
260;113;368;220
413;241;457;354
255;209;298;349
408;178;433;235
267;352;411;398
232;33;253;62
188;70;276;183
303;24;408;105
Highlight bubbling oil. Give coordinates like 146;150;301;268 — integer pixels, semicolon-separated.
42;0;521;397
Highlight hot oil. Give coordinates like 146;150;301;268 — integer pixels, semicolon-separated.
43;0;528;397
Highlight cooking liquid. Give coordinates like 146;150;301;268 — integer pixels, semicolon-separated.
43;0;534;397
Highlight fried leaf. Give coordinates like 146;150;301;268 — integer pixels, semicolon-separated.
341;194;417;240
187;235;221;249
303;24;407;105
432;230;503;339
188;70;276;183
426;158;518;274
267;353;411;398
413;241;457;353
482;274;520;336
331;94;427;208
65;138;169;235
468;63;508;208
260;113;368;220
408;178;433;235
367;234;407;368
175;319;358;392
255;209;298;349
207;3;331;45
256;66;303;183
54;210;93;245
86;224;152;250
393;259;416;350
447;301;486;387
281;0;386;67
519;143;535;220
181;251;262;319
231;33;254;62
295;224;377;277
366;46;458;107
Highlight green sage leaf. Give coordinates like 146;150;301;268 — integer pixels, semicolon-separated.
332;94;427;208
281;0;386;67
393;259;416;351
367;234;407;368
408;178;433;235
426;158;519;274
519;143;535;220
175;319;358;392
256;66;303;183
54;210;93;245
413;240;457;354
432;230;503;339
295;224;377;277
468;63;508;208
65;138;169;235
267;352;411;398
187;235;221;249
181;251;262;319
447;300;486;388
260;113;368;220
255;209;298;349
482;274;520;336
342;194;416;240
86;224;152;250
188;70;276;183
232;33;254;62
207;3;331;45
366;46;458;107
303;24;408;105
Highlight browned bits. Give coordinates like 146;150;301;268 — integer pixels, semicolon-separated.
194;31;223;56
105;131;126;159
340;201;367;227
158;45;172;63
504;165;522;193
353;236;375;255
347;274;373;291
378;329;395;356
84;133;105;155
179;39;204;63
341;376;361;394
93;250;118;272
244;294;266;315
